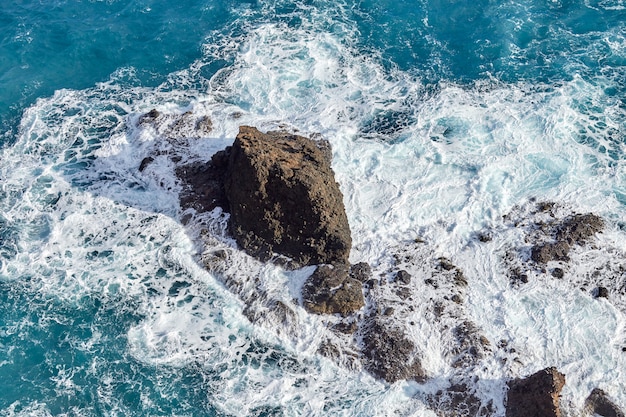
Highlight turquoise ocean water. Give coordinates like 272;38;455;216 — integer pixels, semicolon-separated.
1;0;626;415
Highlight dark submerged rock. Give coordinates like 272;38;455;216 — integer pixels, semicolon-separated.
551;267;565;279
594;286;609;299
585;388;625;417
139;156;155;172
301;265;364;315
506;367;566;417
224;126;351;266
394;269;412;285
359;316;427;384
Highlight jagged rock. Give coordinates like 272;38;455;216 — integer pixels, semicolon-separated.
359;316;426;383
138;109;213;139
506;367;566;417
428;383;494;417
450;320;490;368
394;270;412;285
594;286;609;298
301;265;364;315
557;213;604;245
531;241;570;264
349;262;372;283
585;388;625;417
529;212;603;265
177;149;230;215
223;126;351;266
551;268;564;279
138;108;161;125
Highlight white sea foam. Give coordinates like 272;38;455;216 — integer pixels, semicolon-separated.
1;4;626;415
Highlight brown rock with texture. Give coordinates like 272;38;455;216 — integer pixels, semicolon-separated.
506;367;566;417
359;316;427;384
302;265;364;315
585;388;625;417
223;126;351;266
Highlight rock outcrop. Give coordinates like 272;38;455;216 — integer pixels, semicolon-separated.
176;125;352;267
529;212;604;264
506;367;566;417
358;315;427;383
585;388;625;417
302;265;364;315
177;150;230;216
223;126;351;266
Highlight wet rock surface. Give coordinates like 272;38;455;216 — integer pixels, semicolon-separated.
224;126;352;266
585;388;625;417
506;367;566;417
175;125;351;267
492;200;626;315
302;265;364;315
529;212;603;265
358;315;427;383
138;108;213;140
428;382;495;417
177;149;230;216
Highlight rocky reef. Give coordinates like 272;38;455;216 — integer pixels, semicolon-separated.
135;110;625;416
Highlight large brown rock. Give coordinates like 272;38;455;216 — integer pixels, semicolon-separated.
506;367;566;417
223;126;351;266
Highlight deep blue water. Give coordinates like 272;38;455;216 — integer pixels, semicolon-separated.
1;0;625;415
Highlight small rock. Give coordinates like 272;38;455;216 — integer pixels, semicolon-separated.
302;265;364;315
510;268;529;284
477;232;492;242
584;388;625;417
537;201;556;213
331;320;358;334
551;268;564;279
594;286;609;298
350;262;372;283
453;269;468;286
428;383;494;417
195;115;213;134
138;108;161;125
556;213;604;244
359;317;426;383
139;156;155;172
424;278;438;288
439;257;456;271
395;270;412;285
364;278;378;290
